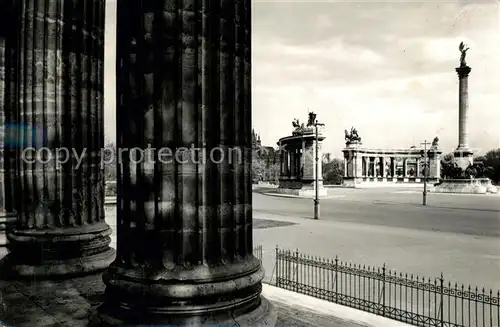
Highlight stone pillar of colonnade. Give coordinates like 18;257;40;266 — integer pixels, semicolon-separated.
362;156;368;177
1;0;16;217
343;156;348;178
290;149;296;178
284;150;289;176
380;156;385;178
1;0;115;277
391;157;396;178
0;32;5;213
96;1;275;325
1;3;18;236
403;159;408;179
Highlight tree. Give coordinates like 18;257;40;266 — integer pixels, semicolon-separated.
103;140;117;182
322;158;344;185
252;156;265;183
483;149;500;184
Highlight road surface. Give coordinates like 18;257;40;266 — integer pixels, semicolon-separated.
252;187;500;291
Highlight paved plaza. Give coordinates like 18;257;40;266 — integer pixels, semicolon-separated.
1;186;498;326
251;187;500;291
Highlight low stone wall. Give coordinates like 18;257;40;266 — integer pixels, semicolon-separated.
342;177;440;188
433;179;494;194
276;179;327;197
275;187;328;197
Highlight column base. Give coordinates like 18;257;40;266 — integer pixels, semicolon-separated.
93;295;276;327
0;222;115;278
95;260;276;326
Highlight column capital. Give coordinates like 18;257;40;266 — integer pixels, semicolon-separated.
456;66;471;78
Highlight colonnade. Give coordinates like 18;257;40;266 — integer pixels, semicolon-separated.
342;148;442;185
279;143;304;178
358;156;426;178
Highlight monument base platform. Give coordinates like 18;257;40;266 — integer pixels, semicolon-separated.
433;178;497;194
342;177;440;188
277;179;327;197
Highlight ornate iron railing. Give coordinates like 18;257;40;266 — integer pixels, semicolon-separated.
275;247;499;327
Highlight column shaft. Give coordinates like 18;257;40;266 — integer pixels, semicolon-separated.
344;156;348;178
2;0;114;277
98;1;274;325
1;35;5;211
457;69;470;148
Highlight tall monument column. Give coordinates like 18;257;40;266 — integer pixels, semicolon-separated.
1;0;114;277
97;1;275;325
453;42;474;170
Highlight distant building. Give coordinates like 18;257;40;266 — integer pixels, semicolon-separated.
251;129;279;183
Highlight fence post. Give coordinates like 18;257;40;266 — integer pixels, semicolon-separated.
382;263;386;317
295;249;299;293
286;250;291;285
440;273;444;327
335;256;339;303
275;246;279;287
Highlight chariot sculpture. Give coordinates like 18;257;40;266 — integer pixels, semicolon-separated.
345;127;361;144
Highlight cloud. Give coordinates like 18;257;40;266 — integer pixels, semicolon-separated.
100;1;500;157
254;37;383;65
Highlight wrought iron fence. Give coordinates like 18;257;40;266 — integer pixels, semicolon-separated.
253;245;263;261
275;247;499;327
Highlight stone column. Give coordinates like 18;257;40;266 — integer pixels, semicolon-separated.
362;156;366;176
344;156;348;178
290;149;296;178
380;157;385;178
454;65;474;170
1;0;114;277
416;158;420;177
1;8;17;218
279;142;284;176
391;157;396;177
285;151;289;177
0;34;5;212
97;1;275;325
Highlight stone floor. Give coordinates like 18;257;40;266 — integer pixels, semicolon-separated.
0;271;369;327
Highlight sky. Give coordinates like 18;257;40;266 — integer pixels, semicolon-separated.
104;0;500;158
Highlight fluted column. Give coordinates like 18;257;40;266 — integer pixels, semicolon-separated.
0;35;5;212
454;65;474;169
284;150;289;176
1;0;114;277
97;1;275;325
456;66;471;150
290;149;296;178
343;156;348;178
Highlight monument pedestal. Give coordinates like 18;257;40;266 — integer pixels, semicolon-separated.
277;178;327;197
453;148;474;171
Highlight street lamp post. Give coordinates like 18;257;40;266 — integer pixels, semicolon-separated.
420;140;431;206
314;121;325;219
